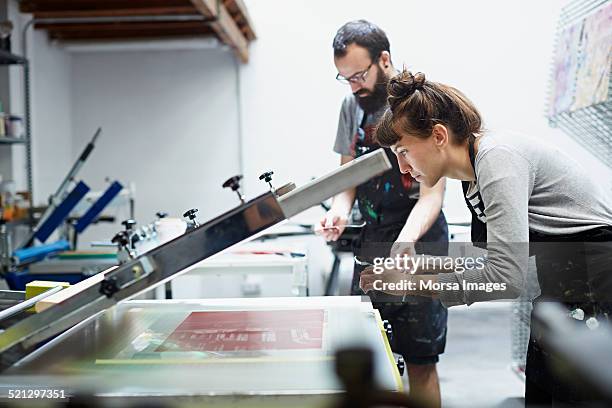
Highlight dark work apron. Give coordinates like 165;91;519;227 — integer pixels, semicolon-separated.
463;135;612;405
352;112;448;254
350;112;449;362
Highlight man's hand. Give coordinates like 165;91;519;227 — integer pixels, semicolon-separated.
314;210;348;241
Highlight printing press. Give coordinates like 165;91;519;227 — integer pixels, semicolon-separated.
0;150;412;407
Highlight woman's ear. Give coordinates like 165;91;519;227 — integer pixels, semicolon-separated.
432;124;449;148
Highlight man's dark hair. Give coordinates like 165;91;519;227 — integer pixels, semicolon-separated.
332;20;391;61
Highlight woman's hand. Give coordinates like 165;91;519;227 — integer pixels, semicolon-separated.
390;241;417;259
359;264;412;296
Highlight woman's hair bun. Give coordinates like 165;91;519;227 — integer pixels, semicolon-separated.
387;70;426;111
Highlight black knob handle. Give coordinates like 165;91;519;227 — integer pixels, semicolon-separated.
223;175;245;203
396;356;405;376
156;211;168;219
222;175;243;192
259;171;275;191
183;208;198;220
111;231;129;247
382;320;393;341
100;276;119;298
259;171;274;183
131;233;141;246
121;219;136;231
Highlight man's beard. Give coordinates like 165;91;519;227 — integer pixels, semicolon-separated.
354;69;389;114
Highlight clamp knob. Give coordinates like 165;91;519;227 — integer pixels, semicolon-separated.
100;276;119;298
111;231;130;247
156;211;168;219
396;356;405;376
183;208;200;228
382;320;393;342
222;175;245;203
121;219;136;231
259;171;275;190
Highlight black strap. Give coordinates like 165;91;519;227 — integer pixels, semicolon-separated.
357;111;383;225
462;135;487;247
359;111;368;130
468;135;477;179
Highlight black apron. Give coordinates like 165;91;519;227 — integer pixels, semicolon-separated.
353;112;448;254
463;135;612;405
351;112;449;362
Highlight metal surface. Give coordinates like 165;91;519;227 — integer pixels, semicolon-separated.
0;150;392;370
0;290;25;302
0;286;62;323
321;222;366;230
278;149;392;218
0;192;285;369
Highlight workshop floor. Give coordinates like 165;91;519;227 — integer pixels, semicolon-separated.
428;303;525;408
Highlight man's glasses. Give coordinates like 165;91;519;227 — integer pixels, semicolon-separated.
336;62;374;84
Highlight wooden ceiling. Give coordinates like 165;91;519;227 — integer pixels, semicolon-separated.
19;0;257;62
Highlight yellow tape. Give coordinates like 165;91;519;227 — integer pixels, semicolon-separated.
374;309;404;392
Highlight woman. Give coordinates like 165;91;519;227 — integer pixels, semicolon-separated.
360;70;612;406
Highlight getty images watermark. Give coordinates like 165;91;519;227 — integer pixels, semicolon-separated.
369;254;508;293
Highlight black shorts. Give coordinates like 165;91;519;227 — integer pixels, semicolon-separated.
351;265;448;365
350;216;449;365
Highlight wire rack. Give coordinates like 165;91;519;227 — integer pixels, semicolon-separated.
546;0;612;167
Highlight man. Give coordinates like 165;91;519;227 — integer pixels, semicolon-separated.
315;20;449;406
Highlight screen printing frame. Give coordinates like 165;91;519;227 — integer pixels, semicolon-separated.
0;149;392;370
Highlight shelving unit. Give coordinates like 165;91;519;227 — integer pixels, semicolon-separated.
19;0;257;63
0;48;33;224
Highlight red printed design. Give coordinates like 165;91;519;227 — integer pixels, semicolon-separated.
156;310;324;352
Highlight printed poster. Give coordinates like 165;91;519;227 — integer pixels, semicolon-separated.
156;309;324;352
549;20;583;116
573;2;612;110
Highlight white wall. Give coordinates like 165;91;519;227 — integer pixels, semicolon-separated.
70;46;242;246
12;0;612;248
29;29;74;202
240;0;612;224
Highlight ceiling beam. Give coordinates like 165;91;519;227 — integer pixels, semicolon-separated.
36;21;213;32
20;0;254;63
190;0;249;62
20;1;193;13
30;7;200;19
226;0;256;41
46;24;215;41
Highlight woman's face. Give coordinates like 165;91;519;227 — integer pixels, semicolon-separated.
390;130;445;187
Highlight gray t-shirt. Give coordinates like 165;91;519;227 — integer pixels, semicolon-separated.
334;94;419;199
334;94;382;156
438;130;612;306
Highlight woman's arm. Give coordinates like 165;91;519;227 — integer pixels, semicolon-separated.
396;178;446;243
361;147;533;306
